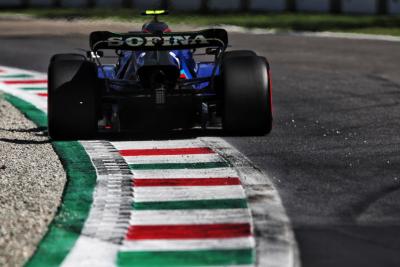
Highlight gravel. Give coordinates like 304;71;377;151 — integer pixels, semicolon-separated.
0;95;66;267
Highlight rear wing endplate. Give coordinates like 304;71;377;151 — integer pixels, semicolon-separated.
90;29;228;51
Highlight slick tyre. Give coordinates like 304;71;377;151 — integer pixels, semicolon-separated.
223;50;257;61
222;55;272;135
48;54;99;140
50;53;86;63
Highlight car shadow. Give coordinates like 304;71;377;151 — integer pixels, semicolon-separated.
0;126;47;133
0;126;50;145
0;138;50;145
18;126;257;142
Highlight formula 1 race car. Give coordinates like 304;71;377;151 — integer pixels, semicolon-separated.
48;10;273;140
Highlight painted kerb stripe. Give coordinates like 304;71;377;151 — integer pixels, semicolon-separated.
118;143;256;266
0;73;33;78
120;237;255;251
120;147;215;156
3;79;47;84
132;185;245;202
129;161;230;170
117;249;254;267
126;223;252;240
20;87;47;91
133;177;241;186
132;199;248;210
127;167;238;179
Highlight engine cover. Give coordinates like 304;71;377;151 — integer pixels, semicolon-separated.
136;51;180;89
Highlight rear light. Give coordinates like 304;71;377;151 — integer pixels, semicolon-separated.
180;70;187;79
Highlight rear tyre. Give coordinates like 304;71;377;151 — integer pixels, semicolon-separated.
50;53;86;63
223;50;257;61
222;55;272;135
48;54;99;140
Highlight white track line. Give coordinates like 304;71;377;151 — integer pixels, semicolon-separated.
0;66;47;112
291;31;400;42
121;237;255;251
61;236;119;267
123;153;223;164
220;24;400;42
0;65;46;76
0;87;47;112
130;209;252;225
134;185;246;202
131;167;238;179
112;140;205;150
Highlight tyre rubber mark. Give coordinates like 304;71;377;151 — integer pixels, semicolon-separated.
61;141;133;266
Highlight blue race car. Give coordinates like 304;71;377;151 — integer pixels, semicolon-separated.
48;10;273;140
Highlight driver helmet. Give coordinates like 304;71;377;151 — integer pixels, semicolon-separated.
142;21;171;34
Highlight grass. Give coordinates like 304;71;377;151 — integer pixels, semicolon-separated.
1;8;400;36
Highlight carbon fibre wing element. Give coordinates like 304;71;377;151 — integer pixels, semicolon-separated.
90;29;228;51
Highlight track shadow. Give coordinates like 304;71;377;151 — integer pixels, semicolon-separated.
0;138;50;145
0;126;49;144
0;126;47;133
51;127;264;142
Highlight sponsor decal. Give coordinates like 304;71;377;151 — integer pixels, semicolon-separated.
107;35;209;47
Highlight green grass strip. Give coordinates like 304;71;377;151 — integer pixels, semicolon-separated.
133;199;248;210
0;74;33;78
117;249;254;267
129;162;229;170
4;94;97;267
20;87;48;91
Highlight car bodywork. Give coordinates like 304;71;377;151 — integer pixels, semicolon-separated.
48;12;272;140
89;29;228;132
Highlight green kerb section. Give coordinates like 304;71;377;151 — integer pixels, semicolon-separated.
133;199;248;210
129;162;229;170
4;94;47;128
0;74;33;78
20;87;47;91
118;249;254;267
4;94;97;267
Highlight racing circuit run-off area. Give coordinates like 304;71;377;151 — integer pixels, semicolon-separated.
1;5;400;267
0;10;286;267
0;59;291;267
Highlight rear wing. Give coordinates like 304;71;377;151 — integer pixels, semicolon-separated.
89;29;228;51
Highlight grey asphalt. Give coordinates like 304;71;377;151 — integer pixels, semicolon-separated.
1;30;400;267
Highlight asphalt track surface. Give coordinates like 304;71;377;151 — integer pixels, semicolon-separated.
1;31;400;267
